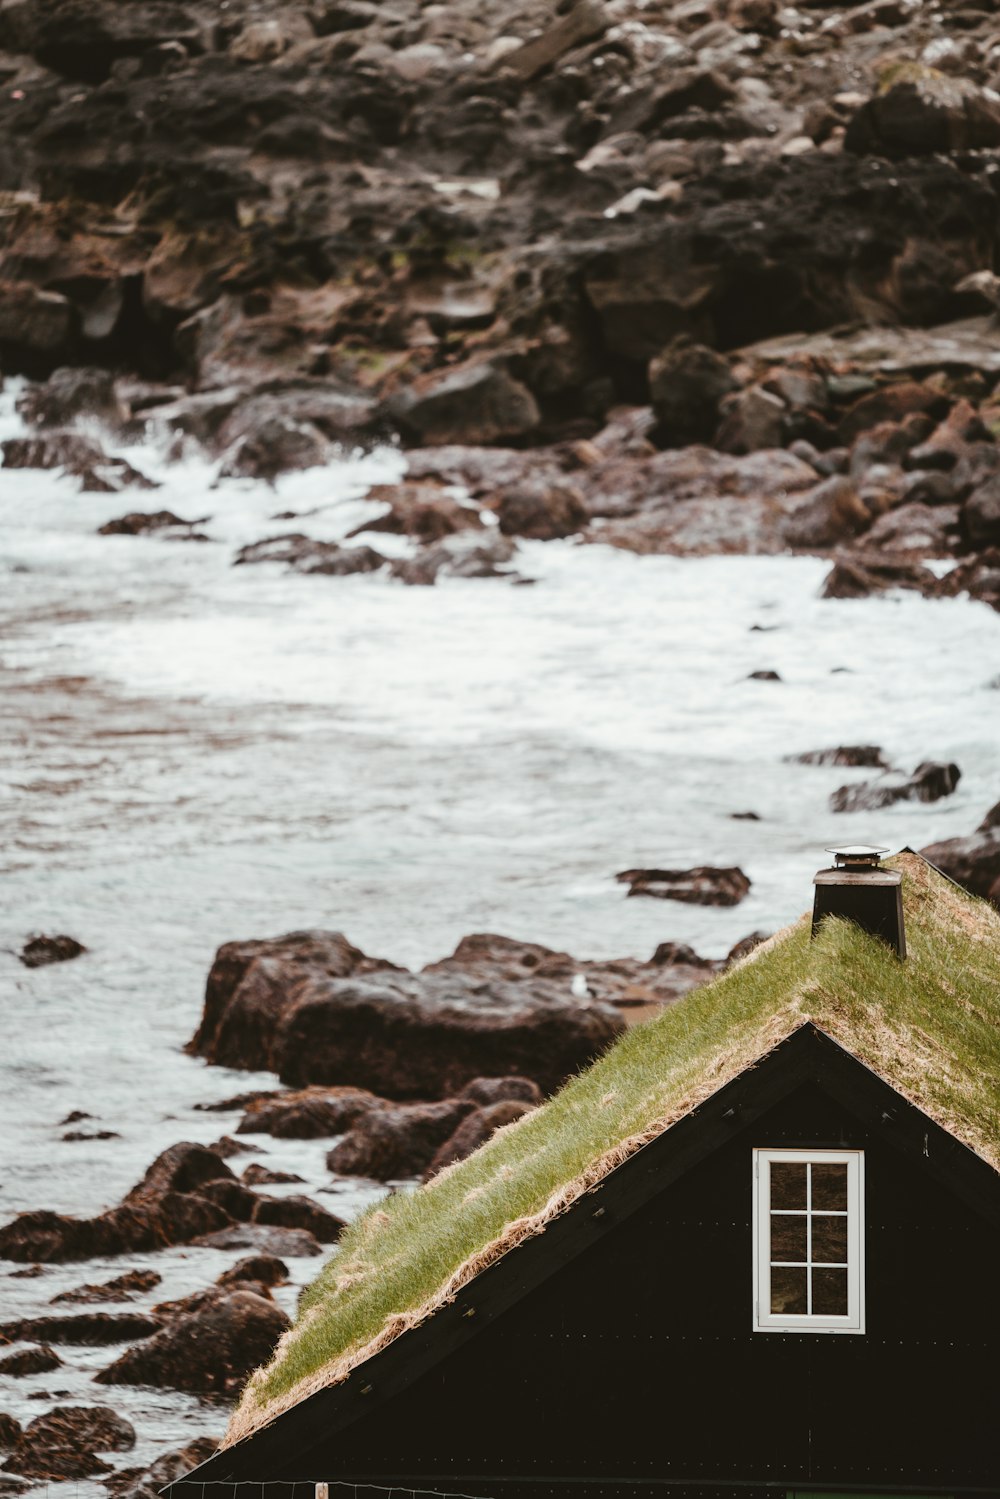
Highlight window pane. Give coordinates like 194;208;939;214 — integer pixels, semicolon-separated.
770;1213;807;1262
770;1162;807;1208
811;1214;848;1264
811;1163;848;1210
812;1267;849;1316
770;1267;807;1315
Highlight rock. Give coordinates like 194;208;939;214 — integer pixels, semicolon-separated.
922;801;1000;907
237;1086;382;1138
241;1164;303;1186
748;670;781;681
233;534;387;576
836;382;945;446
821;552;939;600
456;1076;543;1108
98;511;202;537
16;368;126;429
195;1179;259;1222
0;1416;21;1450
494;0;607;80
208;1135;256;1158
189;929;625;1098
3;1407;135;1481
0;283;73;359
789;746;889;768
936;547;1000;613
615;866;751;906
1;435;150;491
17;935;86;968
103;1436;219;1499
348;483;484;543
50;1269;161;1304
783;476;873;550
216;1255;288;1289
726;932;771;964
830;761;961;813
218;419;330;482
327;1100;472;1180
124;1142;236;1203
861;501;959;558
845;70;1000;157
0;1313;160;1345
190;1224;322;1257
0;1345;63;1377
95;1289;289;1394
424;1099;535;1179
388;361;541;447
962;475;1000;546
714;385;786;454
649;338;737;446
390;531;519;585
251;1195;345;1242
496;479;587;540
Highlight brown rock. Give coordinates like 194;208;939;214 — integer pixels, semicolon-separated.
0;1345;62;1377
104;1436;219;1499
17;935;87;968
616;866;751;906
845;71;1000;157
390;531;519;585
95;1290;288;1394
821;552;939;600
0;1313;160;1345
860;502;959;557
190;1224;322;1257
789;746;889;768
348;483;485;542
0;283;73;357
327;1100;473;1179
3;1407;134;1481
388;361;541;447
496;479;587;540
51;1269;161;1305
831;761;961;814
251;1195;345;1242
922;801;1000;907
17;368;127;429
936;547;1000;613
424;1099;534;1179
649;338;737;447
234;534;387;576
241;1164;303;1186
216;1255;288;1289
0;1416;21;1451
962;475;1000;546
236;1086;382;1138
783;476;872;549
98;511;201;537
836;382;944;445
455;1076;543;1108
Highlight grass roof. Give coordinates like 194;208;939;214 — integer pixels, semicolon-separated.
225;853;1000;1447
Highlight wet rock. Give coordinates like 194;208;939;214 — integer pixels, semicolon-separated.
495;0;607;80
51;1269;161;1305
98;511;203;537
649;338;737;447
189;929;624;1098
17;935;86;968
1;435;150;491
836;382;945;446
845;70;1000;157
196;1179;259;1222
207;1134;257;1158
496;479;587;540
922;801;1000;907
0;1417;21;1451
831;761;961;813
348;483;484;542
962;475;1000;546
241;1164;304;1186
3;1407;134;1481
0;1346;62;1377
104;1436;219;1499
95;1289;289;1394
821;552;939;600
424;1099;535;1179
251;1195;345;1242
190;1223;322;1257
782;476;872;550
237;1086;382;1138
861;502;959;557
125;1142;235;1203
388;361;541;447
714;385;786;454
16;368;126;430
789;746;889;768
390;531;519;585
216;1255;288;1289
218;419;330;482
0;1313;160;1345
456;1076;543;1108
616;866;751;906
726;932;771;965
327;1100;472;1180
0;283;73;360
748;670;781;681
936;547;1000;612
233;534;387;576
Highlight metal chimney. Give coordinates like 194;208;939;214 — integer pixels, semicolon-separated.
812;845;905;958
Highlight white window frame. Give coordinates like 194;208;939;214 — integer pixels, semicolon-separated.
752;1148;865;1334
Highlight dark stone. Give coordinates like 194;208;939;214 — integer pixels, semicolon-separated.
236;1086;382;1138
424;1099;535;1179
216;1255;288;1289
190;1224;322;1257
196;1179;259;1222
0;1346;62;1377
328;1099;473;1180
789;746;889;768
936;547;1000;613
650;942;715;969
388;361;541;447
233;534;387;576
103;1436;220;1499
649;338;737;447
845;72;1000;158
218;418;330;482
922;802;1000;908
0;1313;160;1345
782;476;871;550
3;1407;135;1481
616;867;751;906
18;935;86;968
347;483;485;543
830;761;961;814
98;511;201;536
821;553;939;600
390;531;519;585
95;1290;289;1394
747;670;781;682
962;474;1000;546
241;1164;304;1186
455;1077;543;1108
16;368;126;429
0;1416;21;1451
251;1195;345;1242
496;479;587;540
50;1269;161;1305
727;932;771;964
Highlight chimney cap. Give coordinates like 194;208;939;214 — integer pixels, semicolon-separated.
825;844;889;866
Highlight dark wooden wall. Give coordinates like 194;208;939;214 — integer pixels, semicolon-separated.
265;1081;1000;1498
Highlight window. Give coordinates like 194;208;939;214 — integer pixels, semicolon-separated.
752;1149;864;1333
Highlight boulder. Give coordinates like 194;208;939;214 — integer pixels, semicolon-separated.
616;866;751;905
233;535;387;577
424;1099;535;1179
0;1416;21;1450
51;1269;161;1304
3;1407;134;1481
714;385;786;454
922;802;1000;908
190;1223;322;1257
496;479;587;540
218;419;330;482
821;552;939;600
16;368;126;429
390;531;520;585
98;512;202;537
649;338;737;446
348;483;485;543
104;1437;219;1499
456;1076;543;1108
95;1289;289;1394
328;1099;473;1179
935;547;1000;613
830;761;961;814
189;929;625;1098
0;1345;62;1377
251;1195;345;1242
782;476;872;550
788;746;889;768
216;1255;288;1289
0;1313;160;1345
241;1164;303;1186
387;361;541;447
17;935;86;968
845;71;1000;157
237;1086;382;1138
0;283;73;359
860;502;959;558
962;475;1000;547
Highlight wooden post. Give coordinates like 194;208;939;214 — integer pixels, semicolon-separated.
315;1484;329;1499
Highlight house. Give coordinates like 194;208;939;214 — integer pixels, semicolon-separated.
173;851;1000;1499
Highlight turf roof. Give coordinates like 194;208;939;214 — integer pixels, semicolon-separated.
224;853;1000;1447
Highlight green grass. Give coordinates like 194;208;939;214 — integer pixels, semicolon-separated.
227;855;1000;1441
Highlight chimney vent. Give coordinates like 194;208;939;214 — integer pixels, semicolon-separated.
812;845;905;958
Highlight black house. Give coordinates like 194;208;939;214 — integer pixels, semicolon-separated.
175;853;1000;1499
